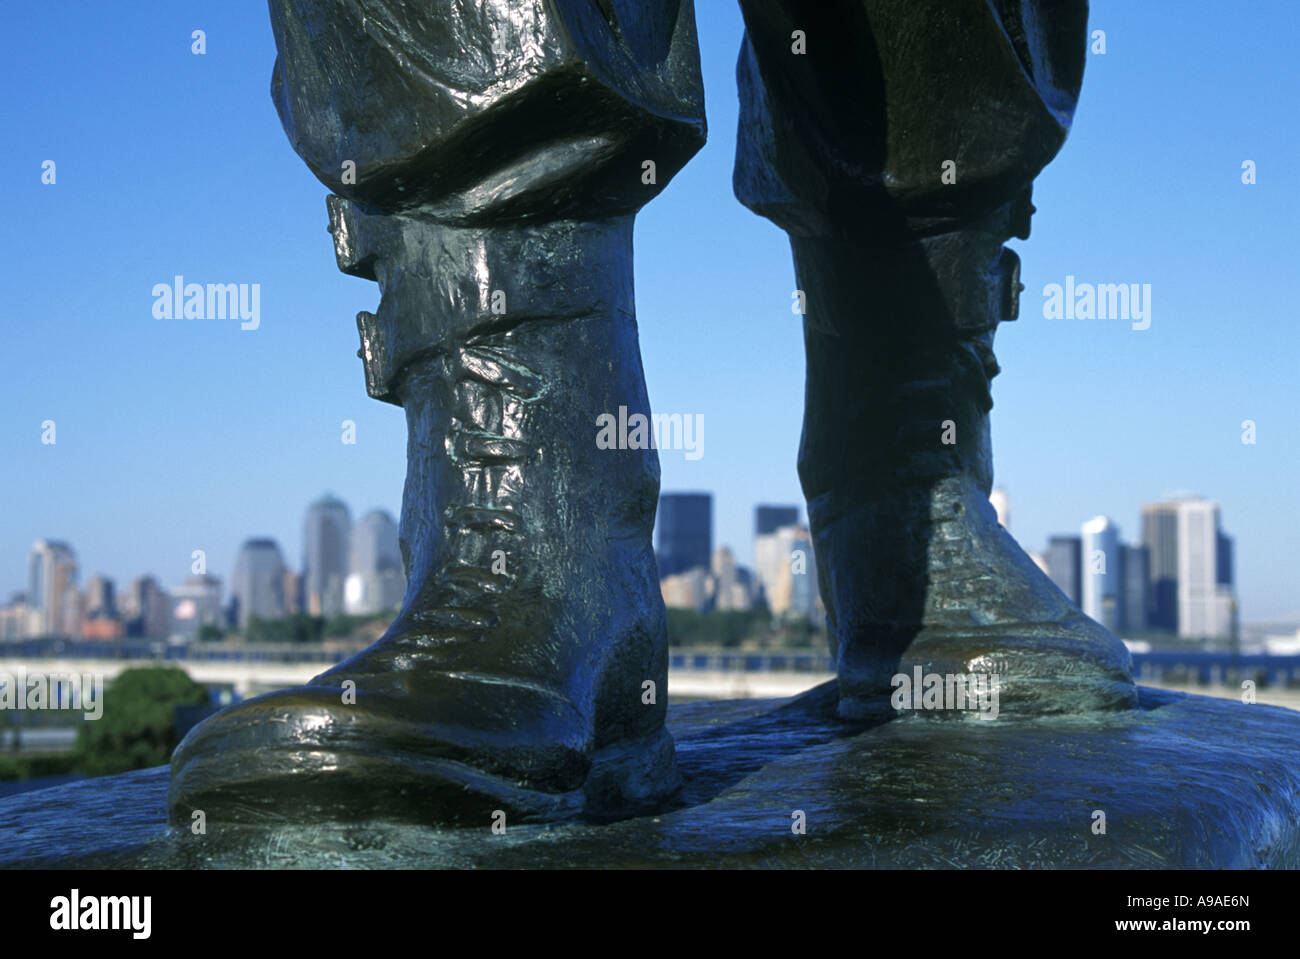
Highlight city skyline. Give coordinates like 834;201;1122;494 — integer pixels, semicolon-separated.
2;3;1297;619
1;494;409;641
1;485;1261;642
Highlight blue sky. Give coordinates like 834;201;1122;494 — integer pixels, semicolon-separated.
2;2;1297;620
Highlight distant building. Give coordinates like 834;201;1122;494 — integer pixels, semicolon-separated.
1216;531;1234;587
81;615;124;641
81;575;122;640
1176;499;1235;640
170;574;224;642
1046;536;1082;606
63;586;85;641
1081;517;1122;633
1141;501;1181;632
755;505;799;537
125;575;171;639
754;523;822;625
1120;545;1149;635
283;570;303;616
660;567;712;612
0;594;32;640
989;488;1010;531
708;547;754;612
231;539;288;629
345;509;406;616
84;575;117;618
27;540;78;637
656;493;712;579
786;529;823;628
303;494;352;617
661;546;759;615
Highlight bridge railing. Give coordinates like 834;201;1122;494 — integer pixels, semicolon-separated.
4;640;1298;684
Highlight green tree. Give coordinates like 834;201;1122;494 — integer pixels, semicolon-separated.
74;666;210;776
245;613;324;644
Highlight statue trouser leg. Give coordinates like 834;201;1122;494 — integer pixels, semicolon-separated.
734;0;1137;720
169;1;706;825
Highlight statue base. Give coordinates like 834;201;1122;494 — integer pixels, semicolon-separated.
4;684;1300;868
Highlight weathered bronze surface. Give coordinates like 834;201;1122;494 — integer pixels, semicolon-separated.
733;0;1136;721
169;0;706;826
170;0;1137;831
14;687;1300;868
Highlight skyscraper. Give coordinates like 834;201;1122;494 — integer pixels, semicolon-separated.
1141;501;1180;632
785;527;821;625
1176;499;1234;640
1081;517;1122;633
1141;496;1237;640
303;494;352;617
656;492;712;579
755;505;799;537
82;574;122;640
345;509;406;616
85;575;116;618
170;574;224;642
708;546;754;612
1120;545;1149;635
231;538;288;629
754;522;820;623
1045;535;1082;606
1216;530;1234;587
26;540;77;637
125;575;171;639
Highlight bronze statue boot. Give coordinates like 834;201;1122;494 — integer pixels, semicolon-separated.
790;214;1138;723
169;211;680;827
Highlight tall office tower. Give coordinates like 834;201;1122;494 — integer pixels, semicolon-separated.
231;538;288;629
755;505;799;537
989;487;1010;531
755;523;819;619
84;575;116;618
1141;501;1180;632
1120;545;1149;635
656;492;712;579
26;540;77;636
303;494;352;617
785;527;821;624
1045;535;1082;606
125;575;171;639
62;588;85;641
1081;517;1122;633
345;509;407;616
1216;531;1234;587
1176;499;1235;640
754;525;787;610
81;574;122;640
170;574;224;642
283;570;303;615
1215;527;1238;644
708;547;754;612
